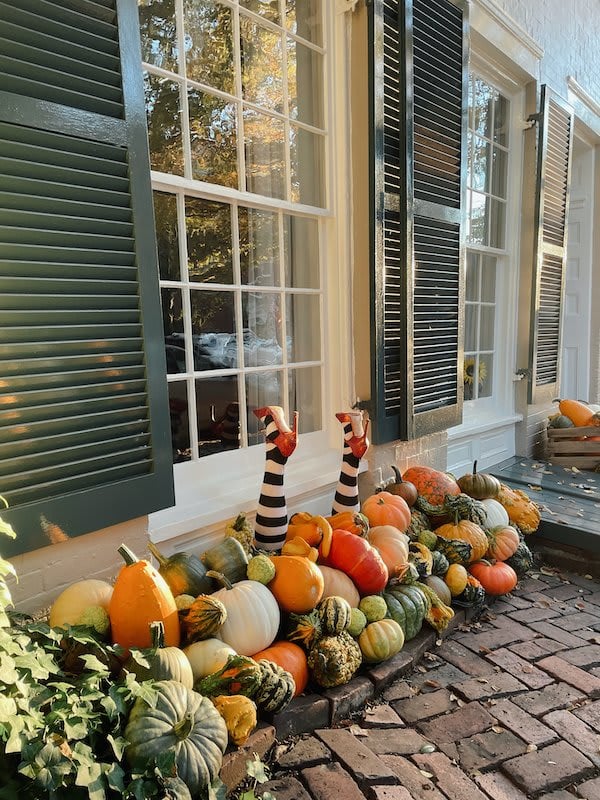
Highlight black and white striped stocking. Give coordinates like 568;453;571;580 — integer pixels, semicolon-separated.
332;411;369;514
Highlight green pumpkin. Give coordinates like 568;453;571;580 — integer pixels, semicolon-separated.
505;540;535;579
318;595;352;635
148;542;214;597
255;659;295;713
383;584;428;641
358;618;405;663
124;680;227;795
201;537;249;584
125;621;194;688
548;413;575;429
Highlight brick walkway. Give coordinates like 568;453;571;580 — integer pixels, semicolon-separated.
250;567;600;799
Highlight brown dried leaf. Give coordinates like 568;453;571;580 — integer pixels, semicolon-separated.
491;725;504;734
424;679;442;689
526;744;538;752
419;770;435;779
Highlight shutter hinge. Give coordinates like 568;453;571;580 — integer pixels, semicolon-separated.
520;113;540;130
513;368;532;381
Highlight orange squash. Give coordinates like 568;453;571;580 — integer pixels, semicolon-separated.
435;519;488;563
361;492;411;532
268;555;325;613
109;544;180;649
558;398;600;427
325;511;370;537
251;641;309;696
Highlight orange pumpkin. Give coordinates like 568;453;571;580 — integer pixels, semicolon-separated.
435;519;488;563
252;641;309;696
325;511;370;537
401;466;461;506
268;555;324;613
361;492;411;532
469;559;518;596
485;525;520;561
109;544;180;649
558;398;600;427
367;525;410;577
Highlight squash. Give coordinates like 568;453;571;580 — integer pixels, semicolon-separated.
457;461;501;499
246;554;276;584
505;540;535;579
548;413;575;429
183;638;237;681
147;542;213;597
401;465;461;506
431;550;450;576
124;680;228;795
424;575;453;606
318;595;352;635
347;607;368;637
201;537;249;584
362;491;411;532
286;514;333;557
469;559;518;596
224;512;255;554
325;510;370;537
286;610;322;649
109;544;180;650
496;484;541;534
268;555;325;613
318;565;360;608
485;525;520;561
408;541;434;577
406;508;433;540
383;584;428;641
208;572;280;656
358;619;405;663
443;563;468;596
125;621;194;688
254;659;296;713
307;631;362;688
367;525;410;577
558;398;600;427
212;694;257;746
195;654;263;697
434;537;473;565
49;579;113;629
179;594;227;645
480;497;511;529
319;528;388;596
454;574;486;607
417;582;454;633
251;641;309;697
385;465;419;507
434;519;488;563
359;595;388;622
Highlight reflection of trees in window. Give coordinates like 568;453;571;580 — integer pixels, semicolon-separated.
186;197;232;284
153;192;180;281
184;0;235;94
138;0;178;71
144;74;184;175
240;15;283;112
188;89;238;187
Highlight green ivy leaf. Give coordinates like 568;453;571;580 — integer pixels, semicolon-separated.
64;717;89;740
105;761;126;793
75;761;105;799
245;755;270;784
107;734;128;761
0;653;18;686
78;654;110;674
0;513;17;539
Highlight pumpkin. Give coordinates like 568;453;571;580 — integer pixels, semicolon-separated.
201;537;249;584
347;607;368;637
207;572;280;655
254;659;296;713
434;537;473;565
183;638;237;681
558;398;600;427
125;621;194;688
319;528;389;596
49;579;113;629
385;465;419;507
359;595;388;622
443;563;468;596
505;540;535;579
179;594;227;645
358;619;405;663
383;584;428;641
109;544;180;649
125;681;227;794
212;694;257;746
325;510;370;537
435;519;488;563
457;460;501;499
548;413;575;429
318;595;352;635
147;542;213;597
268;555;325;613
402;465;461;506
424;575;453;606
408;541;434;577
485;525;520;561
496;484;541;534
367;525;410;577
286;610;322;649
362;492;411;532
469;559;518;596
252;641;309;697
318;565;360;608
307;631;362;688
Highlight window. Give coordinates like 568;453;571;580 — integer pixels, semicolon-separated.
140;0;328;465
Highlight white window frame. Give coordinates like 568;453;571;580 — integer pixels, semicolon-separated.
148;2;355;550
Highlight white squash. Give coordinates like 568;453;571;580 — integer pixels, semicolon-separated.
49;579;113;629
480;498;510;530
318;565;360;608
210;578;280;655
183;638;237;680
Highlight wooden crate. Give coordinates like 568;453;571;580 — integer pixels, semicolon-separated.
546;425;600;469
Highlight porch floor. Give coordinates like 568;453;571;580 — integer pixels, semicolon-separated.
488;456;600;554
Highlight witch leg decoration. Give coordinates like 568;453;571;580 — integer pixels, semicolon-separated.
253;406;298;551
332;411;370;514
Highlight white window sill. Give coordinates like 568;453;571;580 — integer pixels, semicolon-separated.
447;412;523;440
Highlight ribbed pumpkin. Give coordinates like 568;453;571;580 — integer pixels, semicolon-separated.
362;492;411;532
180;594;227;644
367;525;410;577
358;619;405;663
318;565;360;608
318;595;352;635
268;555;325;613
147;542;214;597
485;525;520;561
125;621;194;688
480;498;510;529
109;544;180;650
402;466;461;506
435;519;488;563
254;660;296;713
382;584;428;641
469;559;518;596
457;461;501;499
319;528;388;596
251;642;309;697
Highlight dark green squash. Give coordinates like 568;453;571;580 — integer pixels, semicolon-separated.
505;540;535;579
255;659;295;713
147;542;213;597
406;508;432;540
434;536;473;565
318;595;352;635
431;550;450;576
548;413;575;429
383;584;428;641
457;460;501;499
201;537;249;584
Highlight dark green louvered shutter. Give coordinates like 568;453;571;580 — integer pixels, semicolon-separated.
528;86;574;403
0;0;174;557
368;0;469;444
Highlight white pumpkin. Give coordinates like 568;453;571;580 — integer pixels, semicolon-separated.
318;565;360;608
183;638;237;680
211;578;280;656
480;498;510;530
49;579;114;629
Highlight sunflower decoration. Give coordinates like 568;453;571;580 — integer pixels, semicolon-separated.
464;357;487;389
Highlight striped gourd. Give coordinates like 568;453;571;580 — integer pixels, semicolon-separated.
318;595;352;635
433;537;473;566
254;660;295;713
180;595;227;644
383;584;428;641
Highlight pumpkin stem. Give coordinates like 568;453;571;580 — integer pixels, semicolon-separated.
147;541;168;568
172;712;194;741
391;465;402;482
472;460;478;475
117;543;139;566
205;570;233;590
149;621;165;649
232;513;247;532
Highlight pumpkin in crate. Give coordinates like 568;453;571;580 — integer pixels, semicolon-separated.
268;554;325;613
109;544;180;649
49;579;113;630
318;565;360;608
125;621;194;688
124;680;228;796
548;412;575;429
147;542;214;597
558;398;600;427
384;466;419;507
307;631;362;688
382;584;428;641
319;528;388;596
361;491;411;532
435;518;487;563
358;618;405;663
179;594;227;645
207;572;280;655
457;461;501;499
496;484;541;534
485;525;520;561
367;525;410;577
469;559;518;596
252;641;309;697
402;465;461;506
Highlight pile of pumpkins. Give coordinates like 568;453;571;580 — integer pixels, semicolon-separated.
46;462;541;797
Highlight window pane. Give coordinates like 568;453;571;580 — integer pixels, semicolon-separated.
470;136;489;192
162;288;185;373
144;73;184;175
472;78;494;138
286;0;322;46
480;255;497;302
169;381;191;462
244;109;286;198
184;1;234;95
287;293;320;361
479;304;495;351
469;191;487;245
188;88;238;187
290;125;325;206
464;304;477;350
240;17;283;113
290;366;322;432
246;371;284;444
241;0;280;23
284;215;319;288
196;375;240;456
463;354;477;400
465;251;479;301
489;198;506;249
154;192;180;281
287;38;323;127
186;197;233;283
494;94;509;146
491;146;508;199
239;208;280;286
242;293;283;367
190;290;237;370
139;0;178;72
478;353;493;398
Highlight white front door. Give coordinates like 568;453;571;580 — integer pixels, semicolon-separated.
561;138;594;401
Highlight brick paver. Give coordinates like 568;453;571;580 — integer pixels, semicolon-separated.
501;741;595;795
537;655;600;696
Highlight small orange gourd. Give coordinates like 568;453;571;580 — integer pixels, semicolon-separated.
109;544;180;650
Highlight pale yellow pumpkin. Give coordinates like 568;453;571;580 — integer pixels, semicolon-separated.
49;579;114;629
367;525;410;577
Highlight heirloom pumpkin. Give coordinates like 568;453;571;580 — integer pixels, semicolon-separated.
183;638;238;681
496;484;541;534
485;525;520;561
434;519;488;563
125;621;194;688
147;542;213;597
318;565;360;608
402;465;461;506
469;559;518;596
383;584;428;641
319;528;389;596
268;555;325;613
385;465;419;507
358;618;405;663
362;491;411;531
49;579;113;629
367;525;410;577
457;460;501;499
